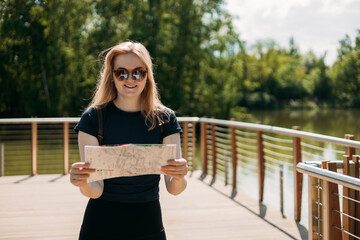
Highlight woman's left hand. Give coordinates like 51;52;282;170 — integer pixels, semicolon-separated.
161;158;188;180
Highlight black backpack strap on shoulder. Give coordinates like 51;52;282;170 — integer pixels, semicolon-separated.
160;124;164;144
95;106;103;145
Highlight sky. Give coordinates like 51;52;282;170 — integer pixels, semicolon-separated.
224;0;360;66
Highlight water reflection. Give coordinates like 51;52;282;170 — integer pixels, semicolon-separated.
248;109;360;138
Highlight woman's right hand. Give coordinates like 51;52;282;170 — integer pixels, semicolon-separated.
69;162;96;187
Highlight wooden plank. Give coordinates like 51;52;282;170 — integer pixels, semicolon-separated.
0;172;304;240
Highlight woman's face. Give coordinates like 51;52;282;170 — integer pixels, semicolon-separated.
112;53;147;101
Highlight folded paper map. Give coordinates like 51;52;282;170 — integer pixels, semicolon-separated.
84;144;177;182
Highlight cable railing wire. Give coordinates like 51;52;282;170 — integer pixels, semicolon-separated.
264;148;293;160
332;226;360;240
262;134;293;143
263;141;293;152
235;134;257;143
235;129;257;137
236;141;257;150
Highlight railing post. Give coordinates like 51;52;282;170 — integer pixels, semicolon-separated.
230;119;237;190
1;143;4;176
354;155;360;238
344;134;356;240
200;118;208;175
31;121;38;175
256;121;265;202
182;121;189;161
191;121;196;171
211;118;217;179
345;134;356;158
321;161;342;240
292;126;303;222
342;155;351;240
309;175;321;240
63;122;69;175
280;165;284;217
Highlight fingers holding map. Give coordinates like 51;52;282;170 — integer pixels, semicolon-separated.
85;144;177;182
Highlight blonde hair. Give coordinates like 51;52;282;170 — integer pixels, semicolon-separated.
88;41;170;130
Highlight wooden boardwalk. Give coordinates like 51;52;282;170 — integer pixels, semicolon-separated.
0;171;307;240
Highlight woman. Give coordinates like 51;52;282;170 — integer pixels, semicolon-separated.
70;41;188;240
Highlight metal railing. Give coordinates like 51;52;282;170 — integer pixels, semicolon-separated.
0;117;198;176
198;117;360;225
0;118;79;175
297;159;360;240
1;116;360;232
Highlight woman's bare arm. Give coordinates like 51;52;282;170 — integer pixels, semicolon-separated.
161;133;188;195
69;131;104;199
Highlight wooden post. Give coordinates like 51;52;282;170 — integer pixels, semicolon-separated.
211;118;217;178
182;122;189;161
31;121;38;175
309;176;321;240
280;165;284;217
321;161;342;240
256;121;265;202
353;155;360;238
1;143;4;176
191;122;196;171
293;126;303;222
345;134;356;158
200;119;208;175
342;155;351;240
230;119;237;189
344;134;356;240
63;122;70;175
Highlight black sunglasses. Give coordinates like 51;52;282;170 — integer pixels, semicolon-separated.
113;68;147;82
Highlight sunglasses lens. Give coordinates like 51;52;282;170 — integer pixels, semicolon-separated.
114;70;128;80
119;70;128;80
132;70;142;80
113;69;146;81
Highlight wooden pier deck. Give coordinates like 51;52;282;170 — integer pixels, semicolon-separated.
0;171;307;240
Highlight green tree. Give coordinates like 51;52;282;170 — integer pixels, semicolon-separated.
0;0;93;117
330;30;360;107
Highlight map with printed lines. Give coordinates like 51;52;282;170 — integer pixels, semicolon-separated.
84;144;177;182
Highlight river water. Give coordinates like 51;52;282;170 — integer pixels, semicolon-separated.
247;108;360;138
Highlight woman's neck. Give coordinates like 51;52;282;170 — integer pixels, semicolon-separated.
113;97;141;112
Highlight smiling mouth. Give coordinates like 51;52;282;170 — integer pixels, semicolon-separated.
124;84;136;89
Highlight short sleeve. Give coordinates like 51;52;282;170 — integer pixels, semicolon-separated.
162;111;183;138
74;107;98;137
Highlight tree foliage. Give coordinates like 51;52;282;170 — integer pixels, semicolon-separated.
0;0;359;119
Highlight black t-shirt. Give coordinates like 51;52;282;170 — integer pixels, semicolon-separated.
74;101;182;203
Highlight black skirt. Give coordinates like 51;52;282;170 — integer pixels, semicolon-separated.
79;198;166;240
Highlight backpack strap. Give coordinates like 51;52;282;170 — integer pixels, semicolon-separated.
95;106;103;145
160;124;164;143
